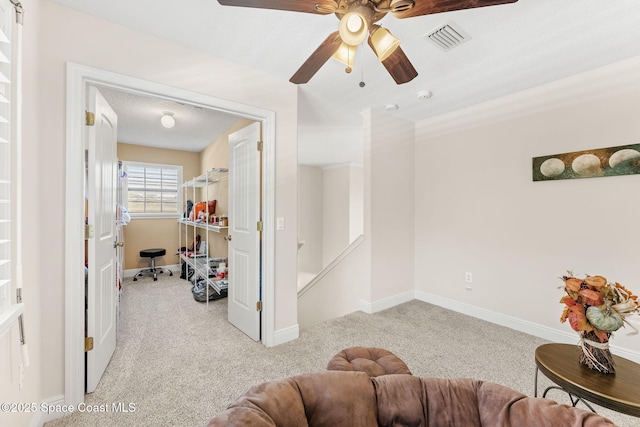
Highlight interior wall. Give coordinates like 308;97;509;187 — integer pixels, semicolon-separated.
322;165;351;266
117;143;200;270
367;110;415;302
414;64;640;357
349;165;364;242
38;0;298;404
297;165;323;275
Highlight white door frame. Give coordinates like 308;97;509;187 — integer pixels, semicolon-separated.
64;62;276;407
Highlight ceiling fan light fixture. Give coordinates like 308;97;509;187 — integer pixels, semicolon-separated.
332;42;357;68
389;0;415;13
339;7;373;46
370;25;400;62
160;112;175;129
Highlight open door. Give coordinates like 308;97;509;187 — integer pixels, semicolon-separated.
227;122;261;341
86;86;118;392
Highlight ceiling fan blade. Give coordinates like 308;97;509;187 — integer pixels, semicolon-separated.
368;40;418;85
217;0;337;15
290;32;342;84
393;0;518;19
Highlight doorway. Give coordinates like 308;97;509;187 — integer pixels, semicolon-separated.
64;63;277;407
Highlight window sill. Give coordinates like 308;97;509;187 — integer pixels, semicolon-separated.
129;214;179;220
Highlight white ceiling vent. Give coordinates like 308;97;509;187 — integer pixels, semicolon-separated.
424;22;471;52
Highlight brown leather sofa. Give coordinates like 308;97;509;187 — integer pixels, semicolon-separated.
207;370;615;426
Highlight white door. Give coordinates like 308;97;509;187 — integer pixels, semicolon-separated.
227;122;261;341
86;87;118;393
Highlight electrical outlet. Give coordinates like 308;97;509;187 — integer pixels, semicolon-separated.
465;272;473;283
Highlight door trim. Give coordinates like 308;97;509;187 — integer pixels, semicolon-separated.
64;62;276;407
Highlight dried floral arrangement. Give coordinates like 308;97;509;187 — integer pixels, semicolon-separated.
560;272;639;374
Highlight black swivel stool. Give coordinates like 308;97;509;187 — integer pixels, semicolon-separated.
133;248;173;281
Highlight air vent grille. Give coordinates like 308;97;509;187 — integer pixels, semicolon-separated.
424;22;471;51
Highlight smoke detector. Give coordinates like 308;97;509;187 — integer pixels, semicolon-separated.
417;90;432;100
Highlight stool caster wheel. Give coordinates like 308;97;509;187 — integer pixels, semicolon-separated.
153;277;158;281
133;277;137;281
170;271;173;276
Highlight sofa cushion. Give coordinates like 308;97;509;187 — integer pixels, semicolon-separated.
294;371;378;426
209;379;308;427
372;375;616;427
476;381;615;427
374;376;484;427
327;346;412;377
208;371;377;427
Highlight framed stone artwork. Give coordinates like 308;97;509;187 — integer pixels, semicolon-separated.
532;143;640;181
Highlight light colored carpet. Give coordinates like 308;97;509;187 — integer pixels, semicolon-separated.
44;274;636;426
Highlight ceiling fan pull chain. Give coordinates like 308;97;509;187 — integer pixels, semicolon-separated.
359;42;366;87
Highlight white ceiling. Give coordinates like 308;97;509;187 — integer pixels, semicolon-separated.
53;0;640;155
97;86;241;152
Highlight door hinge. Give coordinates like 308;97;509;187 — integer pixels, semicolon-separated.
257;221;263;232
85;224;94;239
85;111;95;126
257;140;263;152
85;337;94;352
256;301;262;312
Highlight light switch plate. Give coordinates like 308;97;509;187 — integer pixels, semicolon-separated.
276;217;285;230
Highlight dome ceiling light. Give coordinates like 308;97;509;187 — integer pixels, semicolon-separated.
218;0;518;85
160;112;175;129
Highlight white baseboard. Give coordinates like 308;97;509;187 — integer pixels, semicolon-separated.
359;290;415;314
30;395;66;427
124;264;180;278
414;290;640;363
272;323;299;346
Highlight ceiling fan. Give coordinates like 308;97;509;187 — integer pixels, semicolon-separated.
218;0;518;85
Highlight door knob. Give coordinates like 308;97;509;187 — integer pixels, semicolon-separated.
113;241;124;248
225;235;232;241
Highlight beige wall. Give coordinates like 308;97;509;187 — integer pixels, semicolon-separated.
349;165;364;242
297;165;323;275
414;61;640;357
322;166;351;266
117;143;200;269
27;0;298;416
368;110;415;303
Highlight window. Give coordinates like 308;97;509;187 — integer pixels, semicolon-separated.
0;0;23;334
123;161;182;218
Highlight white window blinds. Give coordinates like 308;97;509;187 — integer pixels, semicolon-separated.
123;161;182;218
0;0;23;336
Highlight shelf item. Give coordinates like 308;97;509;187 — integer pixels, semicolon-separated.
179;168;229;307
179;254;228;294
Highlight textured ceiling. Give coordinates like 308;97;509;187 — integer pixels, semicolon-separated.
52;0;640;157
97;86;241;152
